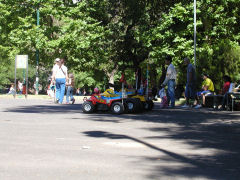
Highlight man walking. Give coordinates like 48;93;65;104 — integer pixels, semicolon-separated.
162;56;177;108
52;58;68;104
182;57;196;108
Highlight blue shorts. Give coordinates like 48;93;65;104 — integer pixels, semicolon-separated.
197;90;213;96
185;83;196;99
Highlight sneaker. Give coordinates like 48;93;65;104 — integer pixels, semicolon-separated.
72;98;75;104
55;99;59;104
194;104;202;109
181;104;189;108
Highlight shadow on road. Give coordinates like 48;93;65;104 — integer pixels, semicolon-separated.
4;101;240;179
4;104;83;114
83;130;240;180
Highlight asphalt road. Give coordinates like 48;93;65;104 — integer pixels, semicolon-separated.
0;98;240;180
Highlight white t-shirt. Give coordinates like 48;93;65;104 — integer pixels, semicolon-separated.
18;82;23;91
162;63;177;85
53;64;68;79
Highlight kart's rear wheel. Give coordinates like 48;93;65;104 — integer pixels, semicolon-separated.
148;100;154;110
143;100;154;111
125;98;138;113
82;101;95;113
111;102;124;114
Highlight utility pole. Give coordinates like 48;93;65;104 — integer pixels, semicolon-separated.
36;2;40;95
194;0;197;67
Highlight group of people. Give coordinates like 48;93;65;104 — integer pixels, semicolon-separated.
7;81;23;95
51;58;75;104
161;56;234;109
75;88;89;96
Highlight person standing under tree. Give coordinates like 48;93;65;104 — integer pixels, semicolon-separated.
17;80;23;94
182;57;196;108
161;56;177;108
66;73;75;104
52;58;68;104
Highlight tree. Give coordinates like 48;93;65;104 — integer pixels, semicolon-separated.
1;0;240;92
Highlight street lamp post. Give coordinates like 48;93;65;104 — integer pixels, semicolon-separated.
194;0;197;67
36;2;40;95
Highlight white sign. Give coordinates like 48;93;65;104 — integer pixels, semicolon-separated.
16;55;28;69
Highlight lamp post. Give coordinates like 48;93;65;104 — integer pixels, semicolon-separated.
194;0;197;67
35;2;40;95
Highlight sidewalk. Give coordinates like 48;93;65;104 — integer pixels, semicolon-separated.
0;94;88;102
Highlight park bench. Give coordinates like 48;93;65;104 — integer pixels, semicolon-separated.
205;83;240;111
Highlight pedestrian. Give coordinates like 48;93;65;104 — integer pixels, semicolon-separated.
76;88;81;96
83;89;86;96
161;56;177;108
52;58;68;104
219;75;231;110
52;58;60;77
17;80;23;94
47;78;55;98
66;73;75;104
182;57;196;108
158;87;168;108
7;84;15;95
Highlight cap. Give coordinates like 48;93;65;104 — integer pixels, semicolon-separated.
55;58;60;62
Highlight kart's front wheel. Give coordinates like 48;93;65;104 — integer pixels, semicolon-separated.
82;101;95;113
111;102;124;114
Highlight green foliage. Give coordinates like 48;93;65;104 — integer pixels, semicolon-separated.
0;0;240;92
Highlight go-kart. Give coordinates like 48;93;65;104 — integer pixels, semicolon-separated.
82;89;126;114
82;88;154;114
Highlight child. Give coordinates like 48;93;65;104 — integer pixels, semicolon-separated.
47;79;55;98
159;88;168;108
66;73;75;104
7;84;15;95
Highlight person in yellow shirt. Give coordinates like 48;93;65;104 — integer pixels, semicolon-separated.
195;73;214;108
202;74;214;92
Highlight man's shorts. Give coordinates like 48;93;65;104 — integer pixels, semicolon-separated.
185;83;196;99
197;90;213;97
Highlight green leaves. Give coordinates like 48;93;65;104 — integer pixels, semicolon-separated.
0;0;240;91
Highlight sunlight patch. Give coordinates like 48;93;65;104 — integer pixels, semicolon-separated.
103;141;145;148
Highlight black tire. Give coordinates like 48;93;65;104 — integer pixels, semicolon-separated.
134;98;143;112
111;102;124;114
137;100;144;111
125;98;138;113
82;101;95;113
143;100;154;111
147;100;154;110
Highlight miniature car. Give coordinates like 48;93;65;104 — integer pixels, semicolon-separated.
82;89;125;114
82;89;154;114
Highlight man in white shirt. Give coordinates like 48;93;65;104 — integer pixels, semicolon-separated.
18;80;23;94
52;58;68;104
162;56;177;108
